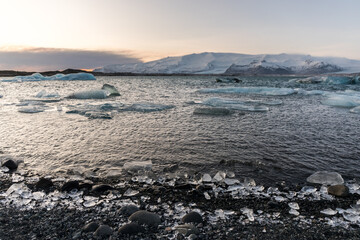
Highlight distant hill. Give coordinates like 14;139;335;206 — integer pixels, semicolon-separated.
95;52;360;75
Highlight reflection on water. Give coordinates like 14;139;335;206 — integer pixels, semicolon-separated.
0;76;360;184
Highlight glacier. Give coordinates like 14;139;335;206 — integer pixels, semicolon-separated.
1;72;96;82
198;87;296;96
95;52;360;74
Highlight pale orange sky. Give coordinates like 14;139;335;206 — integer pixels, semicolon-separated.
0;0;359;70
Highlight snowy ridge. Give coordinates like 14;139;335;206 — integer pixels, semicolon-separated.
95;52;360;75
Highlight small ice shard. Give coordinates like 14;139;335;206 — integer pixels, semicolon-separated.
213;171;226;182
35;90;60;99
201;174;212;182
123;160;152;173
123;188;139;197
1;166;10;173
243;178;256;187
215;209;226;220
306;171;344;185
320;208;337;216
274;196;287;202
83;200;97;208
289;209;300;216
201;97;269;112
288;202;300;210
204;192;211;200
224;178;240;185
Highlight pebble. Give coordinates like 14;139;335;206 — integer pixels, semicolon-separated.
327;185;349;197
35;178;54;191
91;184;113;193
119;204;139;217
1;159;18;170
61;181;79;192
82;222;99;233
94;225;113;237
118;222;144;235
182;212;203;224
129;210;161;227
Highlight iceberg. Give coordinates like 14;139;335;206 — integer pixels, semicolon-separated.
350;106;360;114
1;72;96;82
198;87;296;96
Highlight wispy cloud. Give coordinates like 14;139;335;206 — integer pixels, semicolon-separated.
0;47;141;71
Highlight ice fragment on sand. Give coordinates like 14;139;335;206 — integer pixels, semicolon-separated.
32;191;45;200
288;202;300;210
320;208;337;216
204;192;211;200
301;186;317;194
201;174;212;182
213;171;226;182
306;171;344;185
12;174;24;183
241;208;254;221
18;106;45;113
275;196;287;202
289;209;300;216
343;212;360;222
224;178;240;185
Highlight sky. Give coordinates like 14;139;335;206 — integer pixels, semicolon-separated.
0;0;359;71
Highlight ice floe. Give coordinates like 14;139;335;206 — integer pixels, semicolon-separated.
1;73;96;82
201;97;271;112
198;87;296;96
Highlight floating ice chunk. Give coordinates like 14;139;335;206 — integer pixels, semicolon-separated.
296;76;353;85
198;87;296;96
2;73;96;82
6;183;28;196
306;171;344;185
35;90;60;99
213;171;226;182
101;84;121;96
320;208;337;216
289;209;300;216
18;106;46;113
322;93;360;108
201;174;212;182
123;188;139;197
201;98;270;112
295;89;326;95
123;160;152;173
68;90;109;99
288;202;300;210
124;103;174;112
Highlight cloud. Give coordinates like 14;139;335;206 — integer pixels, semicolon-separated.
0;47;141;71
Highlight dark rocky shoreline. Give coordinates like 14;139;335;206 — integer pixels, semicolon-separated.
1;169;360;240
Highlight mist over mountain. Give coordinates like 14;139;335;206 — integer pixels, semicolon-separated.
95;52;360;75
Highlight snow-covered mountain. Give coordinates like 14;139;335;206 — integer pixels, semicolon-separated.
94;52;360;75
